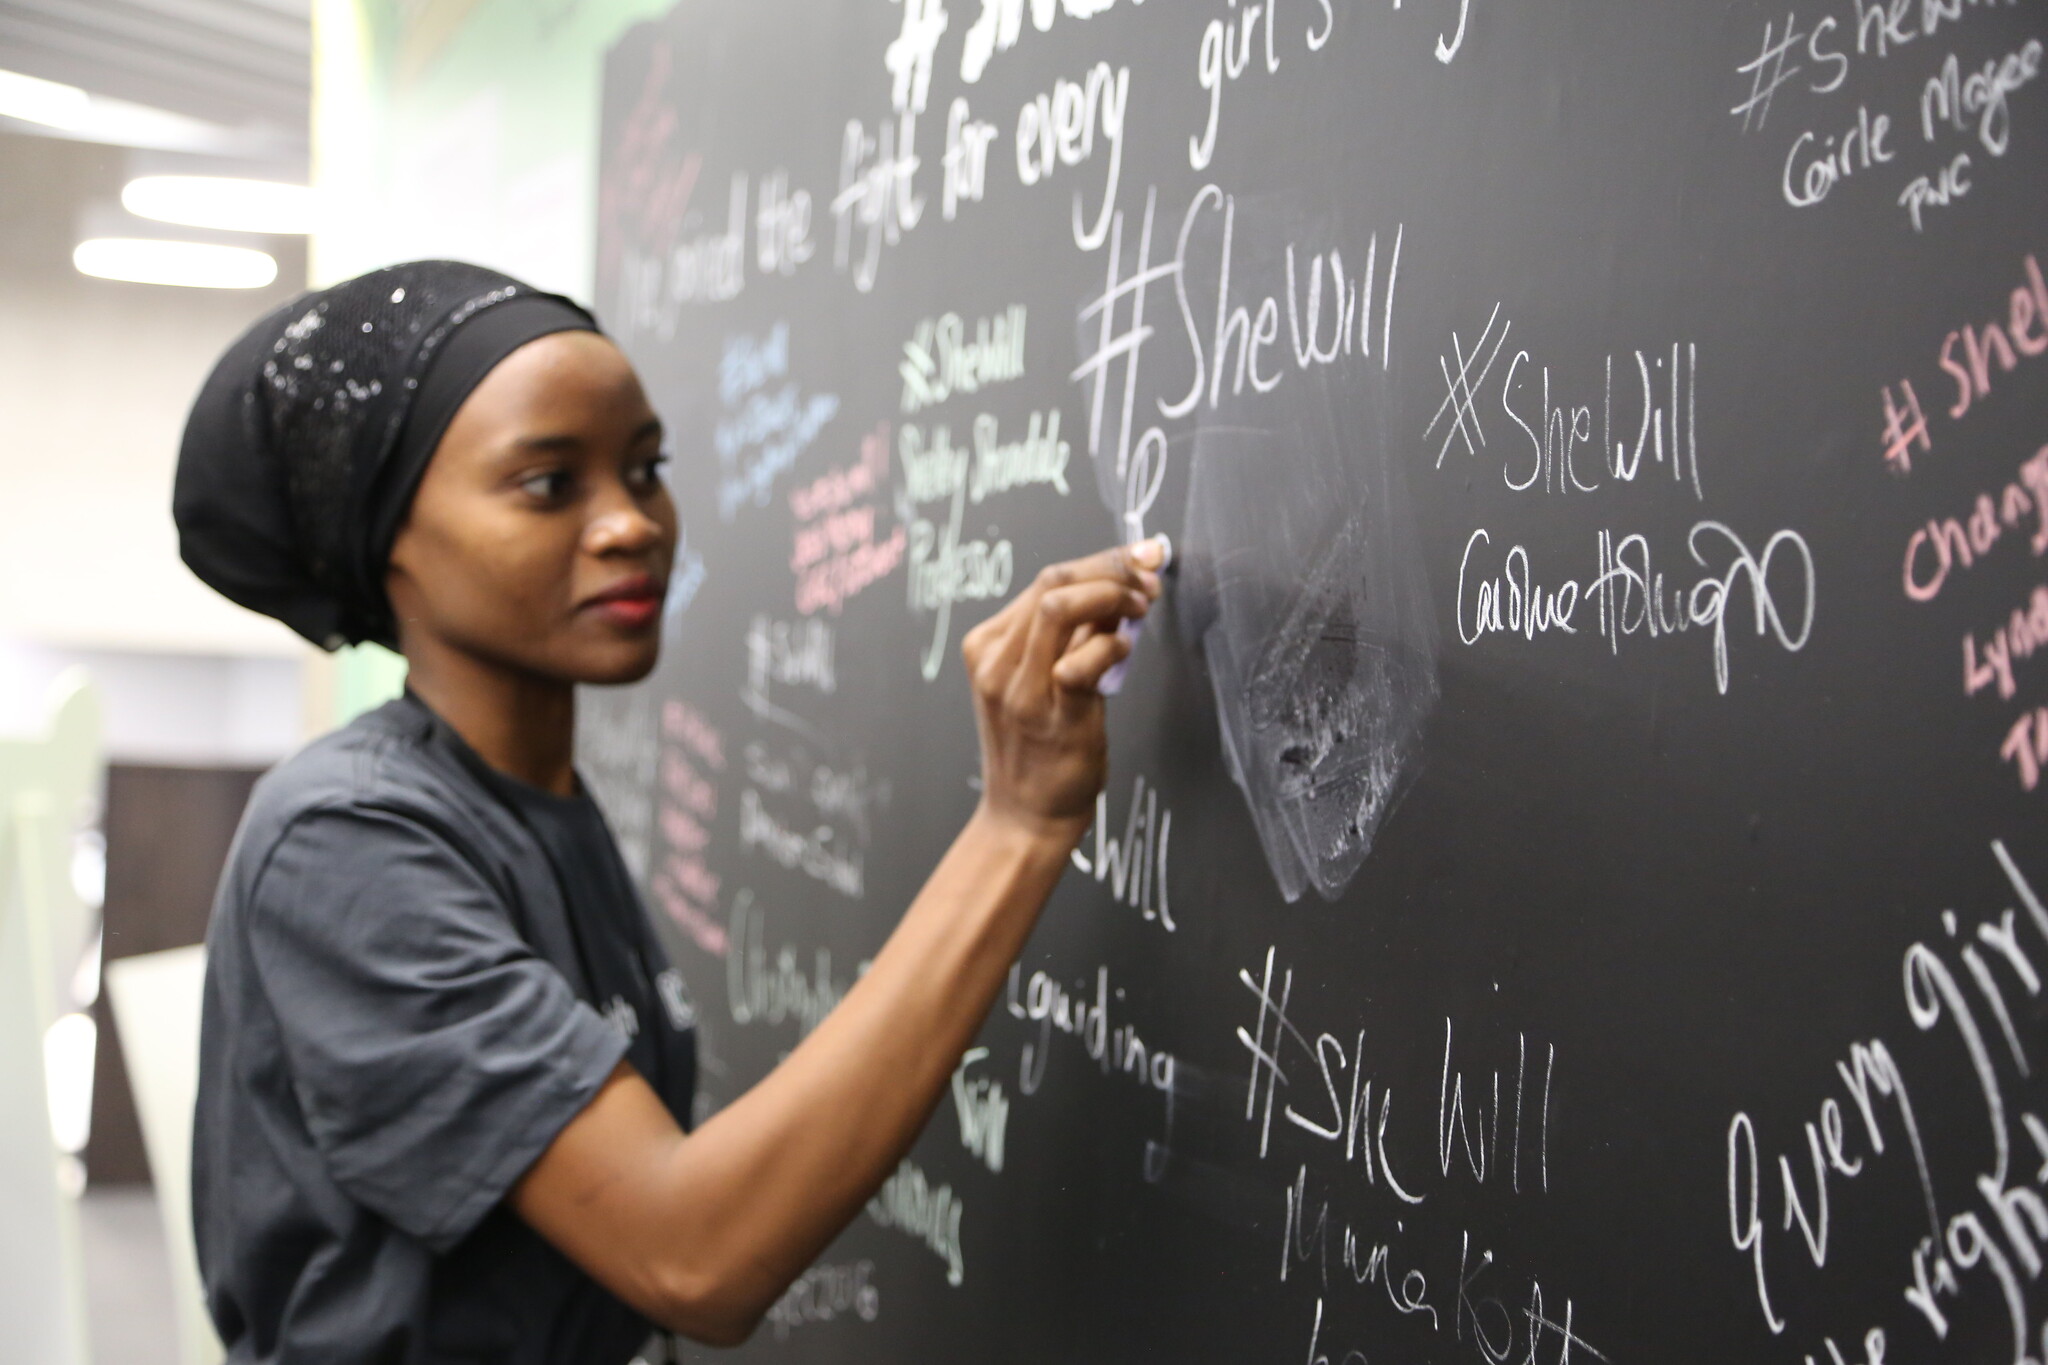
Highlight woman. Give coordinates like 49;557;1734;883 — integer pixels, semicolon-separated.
174;261;1162;1362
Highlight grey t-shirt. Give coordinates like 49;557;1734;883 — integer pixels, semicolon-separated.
193;694;696;1364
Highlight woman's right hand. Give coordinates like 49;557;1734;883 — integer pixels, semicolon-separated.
960;540;1165;843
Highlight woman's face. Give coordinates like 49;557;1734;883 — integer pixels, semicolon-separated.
386;330;677;686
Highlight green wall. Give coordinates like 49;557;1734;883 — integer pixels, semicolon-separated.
316;0;674;721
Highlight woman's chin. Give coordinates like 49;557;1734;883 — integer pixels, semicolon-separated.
570;638;662;686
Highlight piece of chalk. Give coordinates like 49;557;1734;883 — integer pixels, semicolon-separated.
1100;535;1171;696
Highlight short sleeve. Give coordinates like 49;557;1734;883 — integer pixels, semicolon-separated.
246;804;629;1253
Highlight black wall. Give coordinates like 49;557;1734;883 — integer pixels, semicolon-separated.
581;3;2048;1360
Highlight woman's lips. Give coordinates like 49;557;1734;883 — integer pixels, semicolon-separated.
583;576;665;630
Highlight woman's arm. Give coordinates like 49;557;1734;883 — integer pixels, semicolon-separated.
510;542;1165;1344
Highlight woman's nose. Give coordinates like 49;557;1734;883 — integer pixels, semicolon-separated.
585;498;665;556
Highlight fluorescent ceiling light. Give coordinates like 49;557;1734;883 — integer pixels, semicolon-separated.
122;175;316;235
0;68;88;130
0;68;260;156
77;100;239;156
74;238;278;289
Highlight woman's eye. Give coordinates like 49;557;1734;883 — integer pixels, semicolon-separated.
629;452;671;490
518;470;572;502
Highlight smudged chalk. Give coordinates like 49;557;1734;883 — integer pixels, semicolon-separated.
1177;368;1438;903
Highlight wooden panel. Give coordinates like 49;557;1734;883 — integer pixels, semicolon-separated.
88;764;263;1187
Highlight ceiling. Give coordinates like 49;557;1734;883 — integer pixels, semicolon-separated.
0;0;309;168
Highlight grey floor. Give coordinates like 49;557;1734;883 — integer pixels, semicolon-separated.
79;1184;180;1365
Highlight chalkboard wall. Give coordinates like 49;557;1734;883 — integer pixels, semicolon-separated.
577;2;2048;1360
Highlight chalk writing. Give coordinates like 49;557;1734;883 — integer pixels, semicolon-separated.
739;786;864;898
1456;522;1818;693
897;410;1068;679
741;614;843;739
1072;184;1404;545
1071;188;1175;542
653;699;728;956
1727;842;2048;1358
725;889;856;1037
1071;185;1427;900
832;0;948;293
1783;104;1899;210
951;1046;1010;1173
1897;148;1975;231
739;740;890;846
1427;304;1704;502
899;306;1027;414
612;169;745;340
1191;0;1468;171
976;412;1071;501
765;1260;879;1340
905;458;1015;682
1069;772;1174;930
754;168;816;277
866;1159;966;1286
1930;38;2039;146
715;324;841;521
813;759;890;849
1240;947;1600;1362
1629;522;1817;694
895;305;1076;678
2002;708;2048;789
1875;253;2047;473
1881;377;1933;474
790;424;907;617
1286;1193;1608;1365
942;96;998;221
575;688;659;884
834;114;925;294
1900;445;2048;602
1729;5;2041;230
1938;254;2048;423
596;33;698;323
1963;583;2048;701
1161;189;1404;414
661;528;706;638
1005;960;1176;1178
959;0;1148;84
747;614;836;702
1237;948;1553;1194
1191;0;1280;171
886;0;948;114
1014;62;1129;249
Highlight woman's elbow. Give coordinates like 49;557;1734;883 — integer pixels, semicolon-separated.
650;1263;769;1348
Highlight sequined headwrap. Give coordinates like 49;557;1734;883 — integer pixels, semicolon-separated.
174;261;600;650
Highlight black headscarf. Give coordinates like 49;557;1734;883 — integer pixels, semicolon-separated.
174;261;600;651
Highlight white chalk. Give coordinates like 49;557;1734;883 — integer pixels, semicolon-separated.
1099;535;1171;696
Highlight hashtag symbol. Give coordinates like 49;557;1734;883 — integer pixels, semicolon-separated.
1071;187;1177;478
1237;947;1309;1159
1424;302;1510;469
1880;379;1930;475
1730;14;1805;134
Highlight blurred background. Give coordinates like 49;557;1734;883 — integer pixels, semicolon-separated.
0;3;673;1359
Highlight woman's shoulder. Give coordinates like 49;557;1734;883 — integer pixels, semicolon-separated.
233;696;488;873
209;699;561;974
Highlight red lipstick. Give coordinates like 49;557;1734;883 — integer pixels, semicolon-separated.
583;573;665;630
